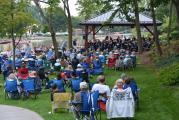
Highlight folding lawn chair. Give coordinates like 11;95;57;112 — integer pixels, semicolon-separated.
4;79;20;99
52;93;72;113
22;79;38;99
71;91;101;120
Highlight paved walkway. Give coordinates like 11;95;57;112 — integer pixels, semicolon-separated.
0;105;44;120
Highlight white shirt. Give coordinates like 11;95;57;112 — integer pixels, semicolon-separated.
92;83;110;97
106;87;135;119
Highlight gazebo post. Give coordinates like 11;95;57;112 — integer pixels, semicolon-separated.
92;26;96;40
85;25;89;48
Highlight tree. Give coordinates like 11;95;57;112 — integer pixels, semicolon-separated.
77;0;112;20
167;1;173;46
33;0;73;50
143;0;169;56
61;0;73;49
33;0;59;58
172;0;179;28
0;0;35;69
45;6;67;32
133;0;143;54
150;0;163;56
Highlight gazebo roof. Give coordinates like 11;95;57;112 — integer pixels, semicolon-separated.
80;11;162;26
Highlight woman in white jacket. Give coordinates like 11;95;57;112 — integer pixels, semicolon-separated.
106;79;135;119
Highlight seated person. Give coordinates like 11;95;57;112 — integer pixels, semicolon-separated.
72;82;88;120
1;56;10;81
92;75;110;111
115;57;123;70
81;59;89;69
92;75;110;100
55;73;65;92
123;77;138;101
99;52;105;64
17;62;29;80
130;52;136;68
7;71;22;94
123;55;132;68
114;79;124;91
54;59;61;71
29;71;41;91
92;58;103;75
106;79;135;119
76;64;84;77
120;73;128;83
64;64;73;78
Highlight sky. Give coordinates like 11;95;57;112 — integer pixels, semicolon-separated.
68;0;79;16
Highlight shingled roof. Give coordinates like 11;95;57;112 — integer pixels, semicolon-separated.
80;11;162;26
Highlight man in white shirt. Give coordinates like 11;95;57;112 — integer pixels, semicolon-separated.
92;75;110;99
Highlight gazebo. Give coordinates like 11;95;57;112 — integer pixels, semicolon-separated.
79;11;162;46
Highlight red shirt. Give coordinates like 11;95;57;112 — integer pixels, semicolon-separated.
17;68;29;80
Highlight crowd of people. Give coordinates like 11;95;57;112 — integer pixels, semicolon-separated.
0;36;147;119
87;36;153;52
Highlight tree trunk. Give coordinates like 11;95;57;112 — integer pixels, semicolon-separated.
66;0;73;49
167;1;173;46
33;0;58;58
134;0;143;54
67;17;73;49
151;2;163;56
11;0;15;70
172;0;179;28
50;30;58;58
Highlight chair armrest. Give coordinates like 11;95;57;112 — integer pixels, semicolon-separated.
70;101;82;105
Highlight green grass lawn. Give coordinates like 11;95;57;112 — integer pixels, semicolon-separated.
0;64;179;120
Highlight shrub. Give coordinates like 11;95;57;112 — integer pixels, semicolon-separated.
158;63;179;85
155;54;179;68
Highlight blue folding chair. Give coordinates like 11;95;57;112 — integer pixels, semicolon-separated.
22;79;37;99
51;79;65;92
80;91;101;120
76;70;83;78
81;62;90;69
28;60;36;71
36;59;44;68
93;61;103;75
70;78;83;93
64;70;73;78
5;79;19;99
99;55;105;64
131;55;137;68
15;58;22;69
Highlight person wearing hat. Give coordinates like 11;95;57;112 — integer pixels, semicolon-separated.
76;64;83;77
54;59;61;71
76;64;83;71
72;82;88;119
